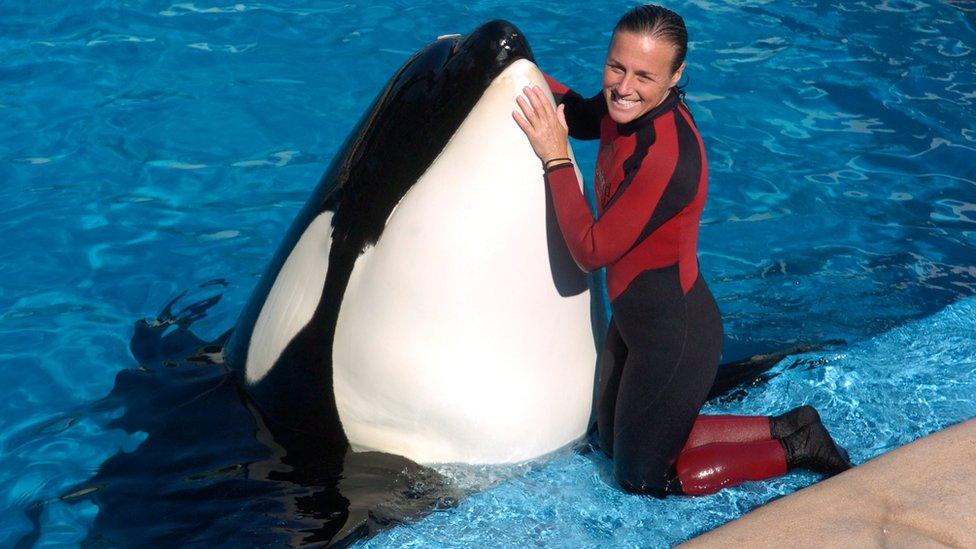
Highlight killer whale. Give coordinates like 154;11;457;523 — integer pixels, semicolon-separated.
224;20;597;465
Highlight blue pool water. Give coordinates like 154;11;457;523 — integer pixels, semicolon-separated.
2;0;975;546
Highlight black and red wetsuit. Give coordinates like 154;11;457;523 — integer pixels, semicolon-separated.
544;76;793;496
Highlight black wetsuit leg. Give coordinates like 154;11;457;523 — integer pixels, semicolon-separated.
597;264;723;495
596;319;626;457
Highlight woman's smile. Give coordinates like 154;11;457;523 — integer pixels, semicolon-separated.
609;89;643;111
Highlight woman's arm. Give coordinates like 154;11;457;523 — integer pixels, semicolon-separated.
512;87;697;271
543;133;679;272
515;86;685;272
543;74;605;141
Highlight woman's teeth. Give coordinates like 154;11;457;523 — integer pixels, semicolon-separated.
612;93;640;109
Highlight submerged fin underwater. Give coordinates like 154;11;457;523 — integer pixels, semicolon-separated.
2;2;975;547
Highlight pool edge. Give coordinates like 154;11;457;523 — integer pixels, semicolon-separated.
681;418;976;548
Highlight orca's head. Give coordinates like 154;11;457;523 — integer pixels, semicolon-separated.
437;20;534;83
322;20;536;251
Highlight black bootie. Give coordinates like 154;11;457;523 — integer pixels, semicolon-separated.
770;405;821;439
780;421;853;476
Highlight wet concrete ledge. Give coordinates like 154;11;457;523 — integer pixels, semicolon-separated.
682;418;976;548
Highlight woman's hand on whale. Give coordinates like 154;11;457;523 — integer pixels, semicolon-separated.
513;85;570;166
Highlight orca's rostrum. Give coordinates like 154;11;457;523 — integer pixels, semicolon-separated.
224;20;597;465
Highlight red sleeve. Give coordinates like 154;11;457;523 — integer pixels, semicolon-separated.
544;116;680;271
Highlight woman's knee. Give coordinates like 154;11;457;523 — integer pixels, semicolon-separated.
612;448;672;496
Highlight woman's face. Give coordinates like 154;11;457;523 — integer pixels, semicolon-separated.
603;31;685;124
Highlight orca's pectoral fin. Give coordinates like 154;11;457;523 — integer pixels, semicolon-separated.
329;451;461;546
173;293;222;326
265;448;461;547
130;285;230;366
157;290;189;322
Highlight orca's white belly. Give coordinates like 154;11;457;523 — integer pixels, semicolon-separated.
332;60;595;464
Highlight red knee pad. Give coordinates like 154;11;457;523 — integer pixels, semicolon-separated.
676;439;787;496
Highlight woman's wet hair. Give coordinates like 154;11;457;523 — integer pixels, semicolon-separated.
614;4;688;74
